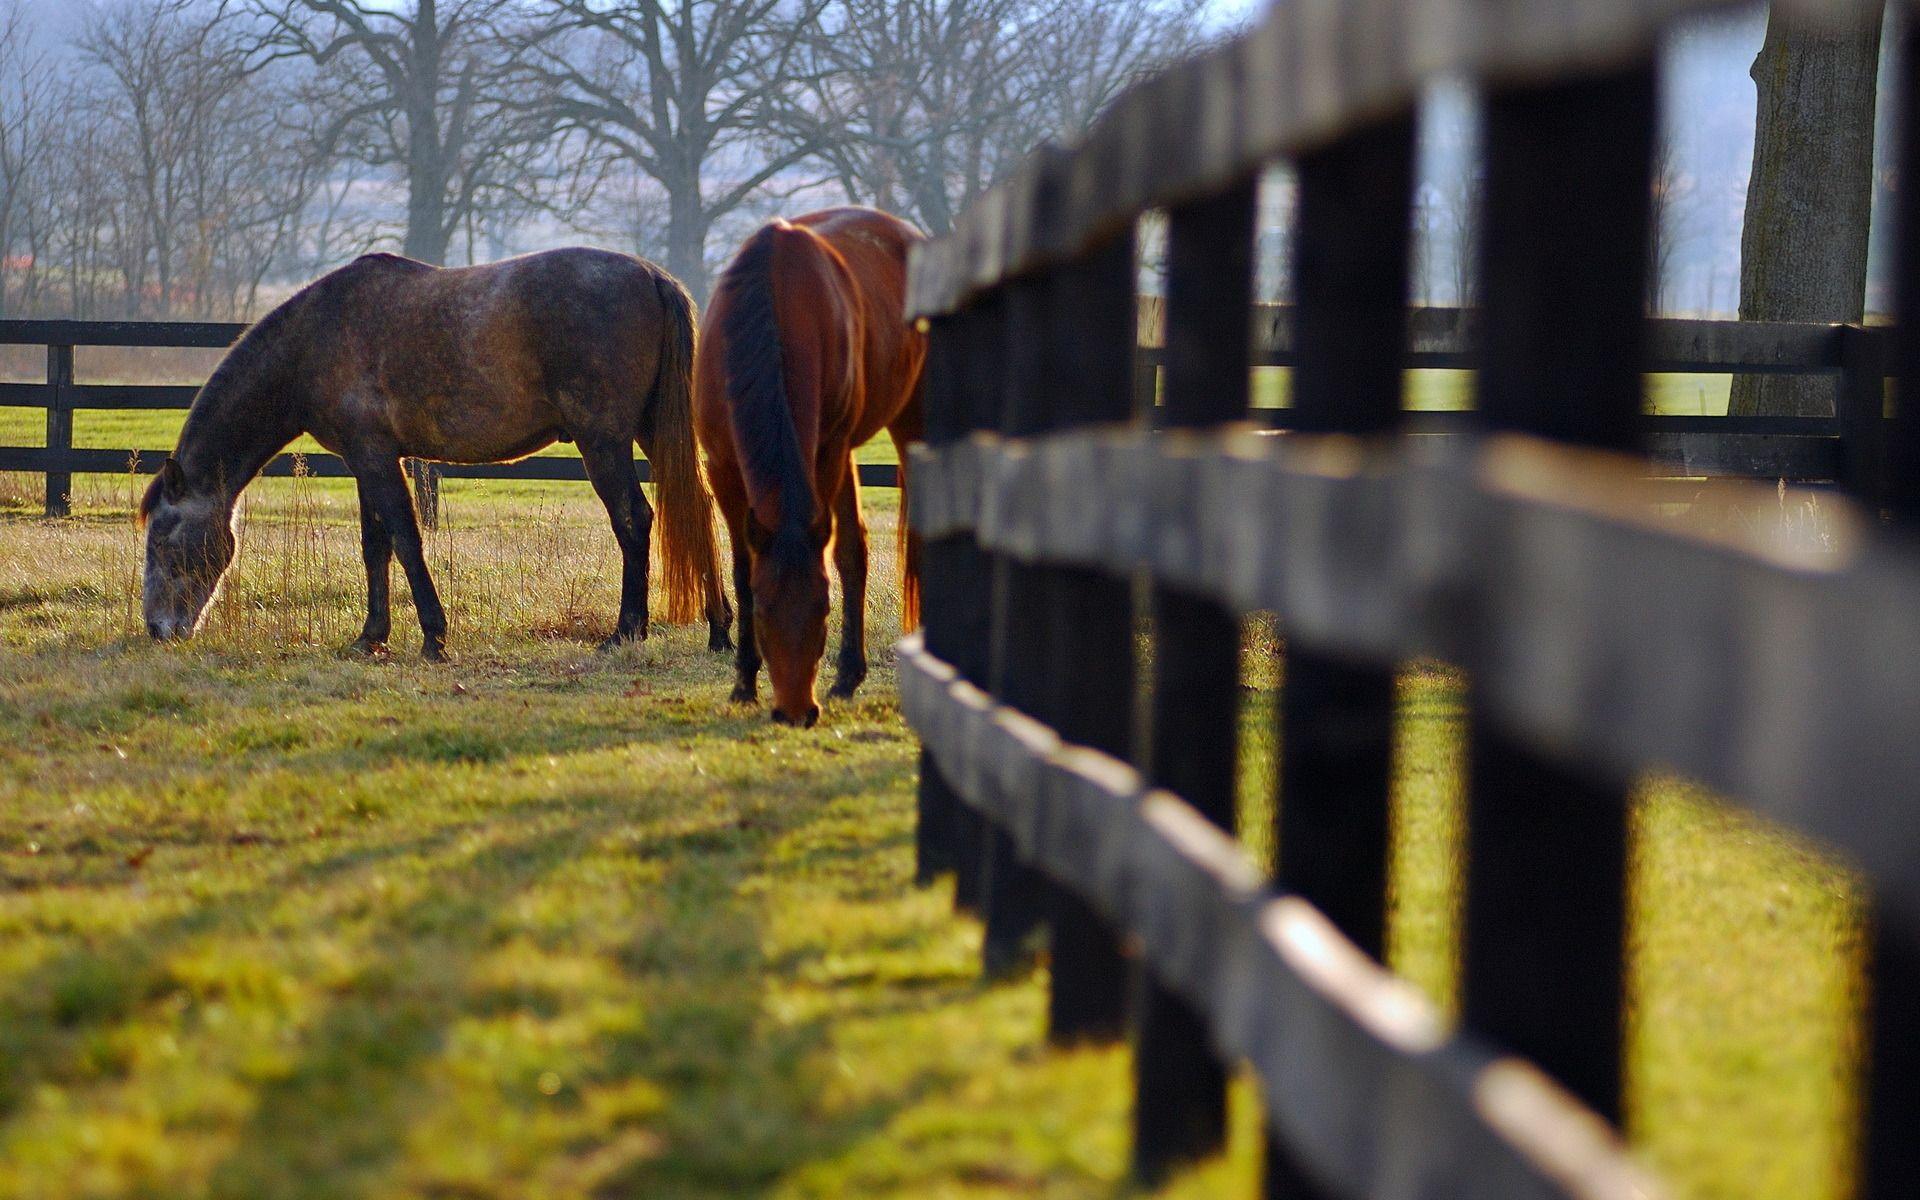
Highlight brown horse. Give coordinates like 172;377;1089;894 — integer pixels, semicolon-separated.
140;248;730;659
695;208;926;727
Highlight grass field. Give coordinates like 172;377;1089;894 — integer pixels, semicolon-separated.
0;466;1869;1200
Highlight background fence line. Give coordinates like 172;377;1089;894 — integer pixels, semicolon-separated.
0;312;1896;524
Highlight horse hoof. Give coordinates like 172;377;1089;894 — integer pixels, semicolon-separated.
598;632;644;653
422;643;448;664
729;683;757;705
828;677;864;701
347;637;389;658
708;631;734;653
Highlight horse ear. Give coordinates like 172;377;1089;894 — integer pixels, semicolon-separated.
140;459;183;523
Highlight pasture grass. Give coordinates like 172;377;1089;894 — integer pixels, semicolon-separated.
0;475;1868;1200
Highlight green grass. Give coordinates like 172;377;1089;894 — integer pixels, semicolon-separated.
1245;368;1739;414
0;477;1869;1200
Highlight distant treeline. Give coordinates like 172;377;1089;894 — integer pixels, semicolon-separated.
0;0;1216;319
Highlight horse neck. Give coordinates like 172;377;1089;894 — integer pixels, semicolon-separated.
176;351;301;502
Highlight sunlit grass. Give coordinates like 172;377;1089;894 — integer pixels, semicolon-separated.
0;472;1869;1200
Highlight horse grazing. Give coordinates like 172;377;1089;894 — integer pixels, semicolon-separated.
695;207;926;727
140;248;730;660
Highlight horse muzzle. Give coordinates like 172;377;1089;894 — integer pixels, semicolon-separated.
771;704;821;729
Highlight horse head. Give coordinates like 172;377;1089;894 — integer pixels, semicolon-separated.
139;458;238;641
750;521;831;728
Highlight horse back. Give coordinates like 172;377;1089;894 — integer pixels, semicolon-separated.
792;209;927;442
298;249;686;464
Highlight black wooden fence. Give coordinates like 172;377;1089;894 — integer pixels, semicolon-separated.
0;319;905;527
0;306;1900;526
903;1;1918;1198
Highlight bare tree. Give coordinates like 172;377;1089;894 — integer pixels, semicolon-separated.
79;0;319;318
1648;135;1701;314
525;0;829;299
0;1;56;316
800;0;1208;236
231;0;561;265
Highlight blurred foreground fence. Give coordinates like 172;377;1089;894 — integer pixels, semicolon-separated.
904;1;1920;1198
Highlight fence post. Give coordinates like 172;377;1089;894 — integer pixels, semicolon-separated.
1262;112;1417;1200
44;343;74;518
1459;63;1659;1127
915;316;964;888
408;459;441;531
1129;179;1257;1185
1039;232;1139;1044
1836;324;1888;508
980;279;1055;973
1858;22;1920;1191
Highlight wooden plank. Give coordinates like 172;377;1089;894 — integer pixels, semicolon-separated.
904;425;1920;927
1458;64;1659;1126
0;320;246;348
914;317;969;887
1040;235;1139;1045
983;281;1055;971
897;637;1658;1200
1264;112;1417;1200
1837;322;1891;505
43;346;73;518
1141;302;1861;375
1859;22;1920;1189
0;448;905;490
66;385;201;411
1132;179;1257;1185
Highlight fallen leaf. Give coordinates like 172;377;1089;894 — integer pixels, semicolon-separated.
622;680;651;699
125;846;154;869
229;831;265;847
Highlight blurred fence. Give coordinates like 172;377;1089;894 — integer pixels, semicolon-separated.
903;0;1918;1197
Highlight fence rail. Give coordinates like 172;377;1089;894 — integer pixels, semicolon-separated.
0;312;1894;522
0;319;902;522
903;0;1920;1197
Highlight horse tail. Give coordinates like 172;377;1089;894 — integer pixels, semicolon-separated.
645;268;721;625
899;517;921;630
715;221;816;563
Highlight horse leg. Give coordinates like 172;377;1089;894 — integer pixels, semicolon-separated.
726;508;761;704
578;438;652;649
829;464;869;700
350;475;393;654
356;456;448;662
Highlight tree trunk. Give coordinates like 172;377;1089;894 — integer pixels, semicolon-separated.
1730;3;1885;417
665;184;709;304
403;109;452;266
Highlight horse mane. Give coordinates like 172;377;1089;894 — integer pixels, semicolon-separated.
716;222;817;565
145;254;416;524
